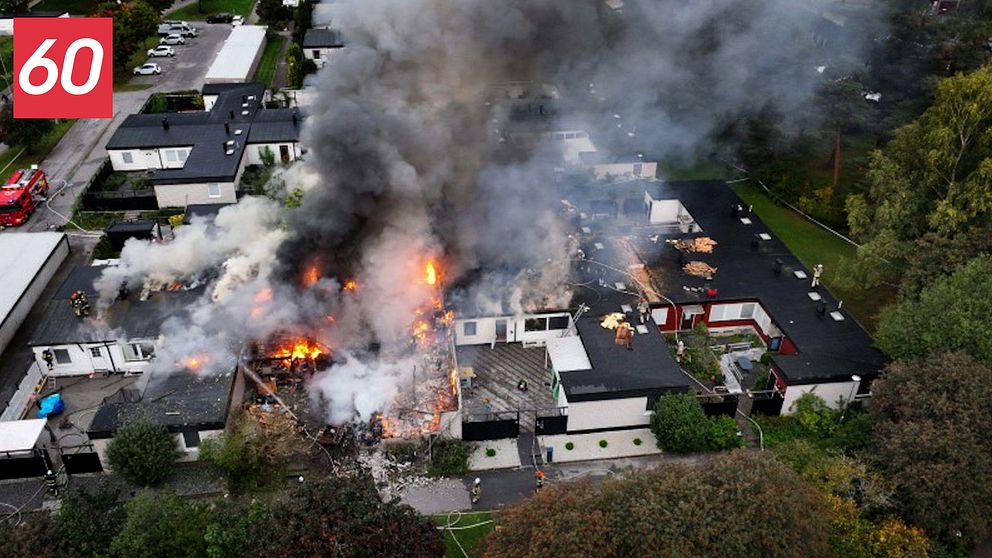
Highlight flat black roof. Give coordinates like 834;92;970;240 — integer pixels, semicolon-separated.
303;28;344;48
105;83;303;185
183;203;232;224
572;180;886;384
28;265;206;346
88;366;236;438
561;311;689;402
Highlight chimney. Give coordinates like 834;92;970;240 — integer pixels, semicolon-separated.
229;110;235;120
772;258;783;274
242;94;247;103
750;235;760;249
224;120;230;134
161;117;170;130
291;110;298;126
816;300;826;315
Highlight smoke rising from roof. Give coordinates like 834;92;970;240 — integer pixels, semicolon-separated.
97;0;877;424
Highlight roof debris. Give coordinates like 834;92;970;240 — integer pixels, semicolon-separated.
683;261;717;278
669;237;718;253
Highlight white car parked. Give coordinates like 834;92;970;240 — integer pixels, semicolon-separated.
146;45;175;58
160;33;185;45
133;63;162;76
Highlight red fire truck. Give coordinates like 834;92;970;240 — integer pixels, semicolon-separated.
0;168;49;227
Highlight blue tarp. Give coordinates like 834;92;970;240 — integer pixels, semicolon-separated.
37;393;64;418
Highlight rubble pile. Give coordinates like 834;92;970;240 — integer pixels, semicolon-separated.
683;261;717;278
669;237;718;253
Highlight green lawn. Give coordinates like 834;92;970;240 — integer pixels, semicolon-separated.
167;0;257;20
732;183;893;332
30;0;101;14
433;511;494;558
0;119;76;178
253;34;285;88
660;159;731;181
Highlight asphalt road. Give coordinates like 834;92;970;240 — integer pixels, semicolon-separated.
4;22;234;233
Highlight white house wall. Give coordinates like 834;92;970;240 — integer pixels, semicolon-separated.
108;147;193;172
566;397;649;432
154;182;237;208
782;380;861;414
304;47;339;68
454;313;572;346
244;142;303;166
593;161;657;180
31;342;152;377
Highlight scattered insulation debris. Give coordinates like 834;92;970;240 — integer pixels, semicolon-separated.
683;261;717;277
600;312;627;330
669;237;718;253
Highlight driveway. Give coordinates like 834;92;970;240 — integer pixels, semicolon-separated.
5;22;234;233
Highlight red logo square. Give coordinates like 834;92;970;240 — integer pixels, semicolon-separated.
13;18;112;119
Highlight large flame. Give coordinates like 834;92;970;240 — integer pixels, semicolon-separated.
270;337;325;361
183;354;209;372
424;261;438;286
303;265;320;288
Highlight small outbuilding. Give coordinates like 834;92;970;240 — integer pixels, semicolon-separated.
0;232;69;356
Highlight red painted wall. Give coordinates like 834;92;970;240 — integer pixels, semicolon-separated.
655;301;799;357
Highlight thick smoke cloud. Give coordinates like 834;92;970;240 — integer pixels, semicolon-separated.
98;0;877;424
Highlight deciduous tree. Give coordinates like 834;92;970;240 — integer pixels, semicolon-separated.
106;417;178;486
649;393;708;453
877;256;992;365
870;352;992;546
252;476;444;558
109;492;211;558
485;451;834;558
57;484;125;558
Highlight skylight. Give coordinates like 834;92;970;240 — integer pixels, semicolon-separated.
794;270;807;279
830;311;844;321
807;292;822;301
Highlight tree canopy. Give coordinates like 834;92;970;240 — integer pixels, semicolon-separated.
846;66;992;288
870;352;992;546
877;255;992;365
106;417;178;486
485;451;834;558
92;1;160;71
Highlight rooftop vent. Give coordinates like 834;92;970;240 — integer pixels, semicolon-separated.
830;311;845;321
807;292;822;301
161;117;169;130
292;111;299;126
224;121;230;134
772;258;783;274
229;110;235;120
816;300;826;314
794;270;807;279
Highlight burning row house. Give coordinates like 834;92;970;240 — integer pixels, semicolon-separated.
448;178;885;460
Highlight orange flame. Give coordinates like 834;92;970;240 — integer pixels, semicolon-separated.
183;355;208;371
303;265;320;287
250;307;264;318
424;261;438;286
271;338;325;361
254;288;272;302
343;279;357;292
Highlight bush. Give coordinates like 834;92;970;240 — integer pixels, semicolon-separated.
650;394;709;453
200;411;304;494
791;393;838;437
429;439;470;477
106;417;178;486
633;438;642;446
485;448;496;457
565;442;574;451
692;321;709;337
599;440;608;448
707;415;745;450
91;235;116;260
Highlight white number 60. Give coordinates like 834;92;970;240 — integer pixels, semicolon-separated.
19;37;103;96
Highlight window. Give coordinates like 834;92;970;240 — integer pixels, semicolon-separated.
633;163;642;176
548;315;570;330
89;347;102;358
462;321;477;336
312;49;320;58
207;183;221;198
182;429;201;448
53;349;71;364
524;317;549;332
709;305;726;321
121;152;133;164
163;149;189;164
123;342;155;361
740;303;756;319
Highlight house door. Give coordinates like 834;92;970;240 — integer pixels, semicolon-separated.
279;145;291;163
88;346;109;371
495;320;507;342
680;312;695;331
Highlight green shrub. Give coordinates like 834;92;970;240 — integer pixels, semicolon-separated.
485;448;496;457
707;415;745;450
633;438;642;446
428;439;470;477
650;394;709;453
791;393;838;437
91;235;116;260
599;440;608;448
565;442;574;451
106;417;178;486
759;352;772;364
692;321;709;337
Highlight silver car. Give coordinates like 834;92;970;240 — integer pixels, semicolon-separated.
160;33;185;45
133;63;162;76
146;45;175;57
